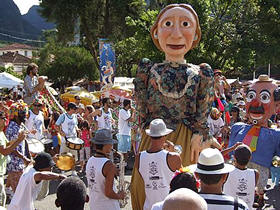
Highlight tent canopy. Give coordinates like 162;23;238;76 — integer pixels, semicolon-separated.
0;72;23;89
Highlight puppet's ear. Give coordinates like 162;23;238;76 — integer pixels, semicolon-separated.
274;88;280;101
153;29;158;39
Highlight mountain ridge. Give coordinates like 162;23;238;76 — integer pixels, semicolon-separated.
0;0;55;44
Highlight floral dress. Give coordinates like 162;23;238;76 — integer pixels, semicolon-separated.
131;59;215;210
134;59;214;138
5;121;28;192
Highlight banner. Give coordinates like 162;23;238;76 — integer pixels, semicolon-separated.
99;39;116;86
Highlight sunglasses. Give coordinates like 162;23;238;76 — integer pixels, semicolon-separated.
34;104;42;107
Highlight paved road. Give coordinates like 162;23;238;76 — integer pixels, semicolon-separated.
6;153;280;210
31;175;279;210
33;173;132;210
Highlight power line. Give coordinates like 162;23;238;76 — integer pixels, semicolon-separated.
0;32;45;43
0;27;41;37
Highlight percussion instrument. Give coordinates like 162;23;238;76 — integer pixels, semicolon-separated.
66;137;84;150
26;138;44;157
56;152;75;171
41;138;53;153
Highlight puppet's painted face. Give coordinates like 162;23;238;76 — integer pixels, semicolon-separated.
156;7;197;61
245;82;278;126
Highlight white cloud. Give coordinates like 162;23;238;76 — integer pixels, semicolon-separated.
13;0;40;15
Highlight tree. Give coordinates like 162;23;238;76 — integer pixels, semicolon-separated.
37;41;99;85
115;0;280;79
39;0;280;79
39;0;146;71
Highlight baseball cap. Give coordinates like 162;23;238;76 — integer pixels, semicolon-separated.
34;152;55;170
67;102;77;110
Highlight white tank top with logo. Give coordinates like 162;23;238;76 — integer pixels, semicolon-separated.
96;108;112;130
61;113;77;138
223;168;255;210
139;150;174;210
25;110;44;140
86;156;120;210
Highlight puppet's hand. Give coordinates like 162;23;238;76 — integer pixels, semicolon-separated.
201;137;222;150
190;134;203;163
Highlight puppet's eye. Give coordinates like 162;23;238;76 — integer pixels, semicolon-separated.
181;21;190;27
164;20;173;27
246;90;256;102
260;91;271;104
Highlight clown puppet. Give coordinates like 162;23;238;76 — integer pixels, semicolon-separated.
131;4;221;210
228;75;280;207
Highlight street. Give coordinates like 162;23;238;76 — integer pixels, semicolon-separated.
32;174;280;210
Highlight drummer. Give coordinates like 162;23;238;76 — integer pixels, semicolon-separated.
25;99;46;141
5;101;31;194
55;102;80;174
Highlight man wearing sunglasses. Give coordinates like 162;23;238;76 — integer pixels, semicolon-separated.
25;99;45;141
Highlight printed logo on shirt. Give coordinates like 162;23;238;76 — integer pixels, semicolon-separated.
88;165;96;190
237;178;248;193
104;115;111;129
67;121;76;136
34;120;43;134
152;181;158;190
149;161;158;176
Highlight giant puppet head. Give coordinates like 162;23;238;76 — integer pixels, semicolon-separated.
150;4;201;63
245;75;280;127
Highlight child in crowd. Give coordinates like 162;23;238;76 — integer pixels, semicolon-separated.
207;108;224;145
48;111;61;155
223;144;259;210
79;120;91;172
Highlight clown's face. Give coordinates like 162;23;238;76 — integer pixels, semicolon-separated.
245;82;278;127
157;7;197;62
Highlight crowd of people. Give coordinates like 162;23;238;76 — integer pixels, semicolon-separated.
0;3;280;210
0;61;279;210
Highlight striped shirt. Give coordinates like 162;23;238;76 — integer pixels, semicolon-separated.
200;193;249;210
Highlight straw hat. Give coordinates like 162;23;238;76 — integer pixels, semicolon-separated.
189;148;235;175
145;119;173;137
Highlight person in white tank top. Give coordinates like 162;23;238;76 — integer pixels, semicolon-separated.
134;119;182;210
55;103;80;175
223;145;259;210
86;129;125;210
95;98;114;131
25;99;45;140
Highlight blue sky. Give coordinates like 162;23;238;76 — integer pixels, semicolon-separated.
13;0;39;15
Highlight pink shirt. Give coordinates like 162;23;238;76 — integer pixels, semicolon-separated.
81;129;90;147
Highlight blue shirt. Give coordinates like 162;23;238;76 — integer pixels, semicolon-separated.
229;122;280;168
55;113;78;126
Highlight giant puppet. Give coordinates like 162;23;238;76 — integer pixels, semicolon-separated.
131;4;220;210
229;75;280;207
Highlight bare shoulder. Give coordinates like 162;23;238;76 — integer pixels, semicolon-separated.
168;152;181;161
103;160;116;177
167;152;182;171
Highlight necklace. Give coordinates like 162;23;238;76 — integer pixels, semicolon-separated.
150;62;199;99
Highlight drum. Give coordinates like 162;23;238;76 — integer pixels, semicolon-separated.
56;153;75;171
66;137;84;150
41;138;53;153
26;138;45;157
